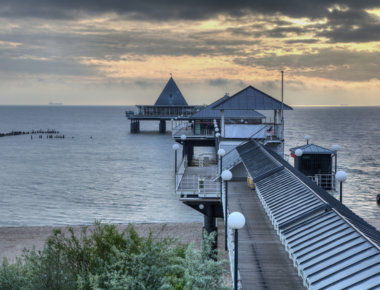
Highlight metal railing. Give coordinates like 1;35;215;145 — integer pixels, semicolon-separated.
307;173;336;191
222;183;243;290
176;174;220;197
197;153;217;167
175;155;188;190
172;127;215;138
198;177;219;197
172;122;188;136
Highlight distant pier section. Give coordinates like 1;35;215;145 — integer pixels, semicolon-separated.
126;77;205;133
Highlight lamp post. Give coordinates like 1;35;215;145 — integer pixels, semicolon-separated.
222;170;232;251
173;144;180;191
295;149;303;169
305;135;311;144
217;149;226;201
332;144;339;174
336;171;347;203
228;212;245;290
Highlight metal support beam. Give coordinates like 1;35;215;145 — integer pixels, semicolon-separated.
221;109;225;137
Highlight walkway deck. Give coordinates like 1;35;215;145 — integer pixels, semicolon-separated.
228;181;304;290
177;165;219;197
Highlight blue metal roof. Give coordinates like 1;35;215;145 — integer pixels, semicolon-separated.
212;86;293;111
290;144;335;155
154;77;188;106
190;94;265;119
236;140;380;289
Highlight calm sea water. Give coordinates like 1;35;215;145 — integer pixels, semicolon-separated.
0;106;379;227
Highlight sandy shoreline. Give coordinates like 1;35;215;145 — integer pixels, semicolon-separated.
0;222;227;263
1;219;379;263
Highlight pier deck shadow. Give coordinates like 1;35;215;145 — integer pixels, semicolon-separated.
228;182;304;290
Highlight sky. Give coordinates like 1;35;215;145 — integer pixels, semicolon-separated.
0;1;380;106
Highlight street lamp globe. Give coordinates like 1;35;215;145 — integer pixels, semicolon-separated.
215;133;221;138
295;149;303;156
336;171;347;182
217;149;226;157
221;170;232;181
172;144;179;151
181;134;187;140
228;212;245;230
215;128;219;132
333;144;340;151
305;135;311;141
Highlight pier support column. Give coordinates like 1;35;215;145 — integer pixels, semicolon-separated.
203;205;218;256
159;120;166;133
130;120;140;133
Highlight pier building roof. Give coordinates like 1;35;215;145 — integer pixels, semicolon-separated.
290;144;335;155
235;140;380;289
190;94;266;119
154;77;188;106
212;86;292;111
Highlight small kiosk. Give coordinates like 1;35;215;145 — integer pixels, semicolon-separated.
290;144;337;190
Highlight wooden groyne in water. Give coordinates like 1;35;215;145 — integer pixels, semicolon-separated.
0;129;59;138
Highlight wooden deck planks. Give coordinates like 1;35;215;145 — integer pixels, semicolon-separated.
227;182;305;290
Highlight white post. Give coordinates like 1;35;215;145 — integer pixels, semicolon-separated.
221;109;225;137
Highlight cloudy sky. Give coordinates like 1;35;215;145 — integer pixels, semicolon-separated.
1;1;380;106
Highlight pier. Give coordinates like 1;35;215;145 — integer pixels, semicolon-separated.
127;77;205;133
171;84;380;289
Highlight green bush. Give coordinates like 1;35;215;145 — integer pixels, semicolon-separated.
0;222;231;290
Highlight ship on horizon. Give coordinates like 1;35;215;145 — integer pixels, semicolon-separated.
49;102;63;106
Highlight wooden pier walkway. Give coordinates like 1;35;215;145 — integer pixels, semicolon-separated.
228;181;304;290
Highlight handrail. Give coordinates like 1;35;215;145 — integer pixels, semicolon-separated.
175;155;188;190
307;173;336;191
222;183;243;289
172;122;188;136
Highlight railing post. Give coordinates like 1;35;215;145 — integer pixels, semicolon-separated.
175;150;177;191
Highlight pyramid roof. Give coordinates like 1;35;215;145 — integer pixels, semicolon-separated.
154;77;188;106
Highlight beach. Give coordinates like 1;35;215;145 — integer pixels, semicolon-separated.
0;222;228;263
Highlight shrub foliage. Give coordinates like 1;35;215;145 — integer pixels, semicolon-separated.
0;221;231;290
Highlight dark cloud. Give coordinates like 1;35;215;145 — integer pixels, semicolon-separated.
316;8;380;43
209;78;229;86
0;57;99;76
209;78;247;87
233;48;380;81
285;39;320;44
0;1;378;21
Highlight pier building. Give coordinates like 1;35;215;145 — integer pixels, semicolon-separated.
127;77;205;133
172;85;380;289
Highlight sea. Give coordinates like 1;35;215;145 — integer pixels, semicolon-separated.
0;106;379;227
